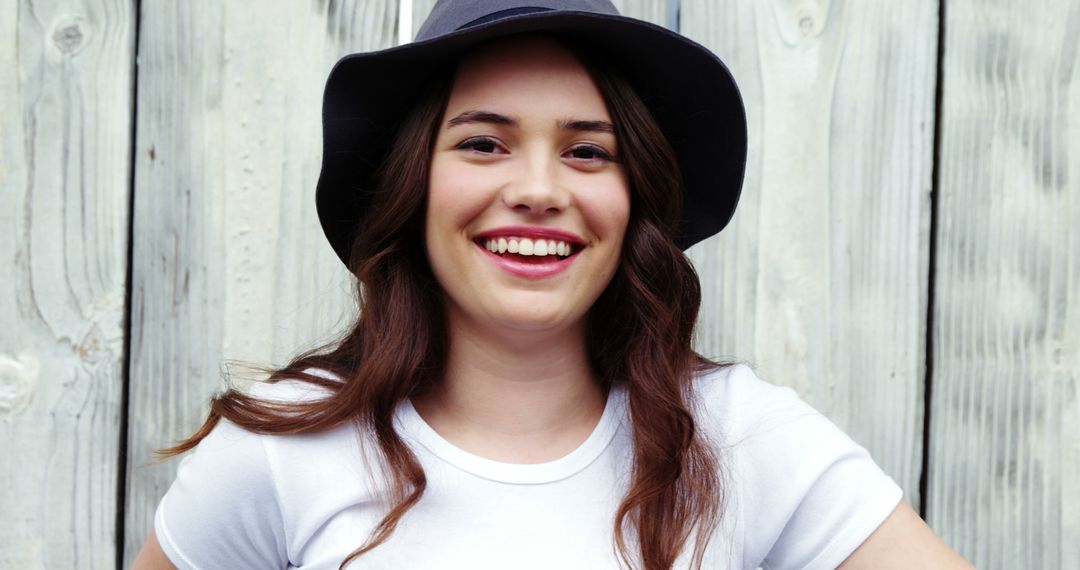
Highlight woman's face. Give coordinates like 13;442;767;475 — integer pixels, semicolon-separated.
426;35;630;335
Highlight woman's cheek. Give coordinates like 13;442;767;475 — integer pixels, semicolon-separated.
581;184;631;238
429;164;495;224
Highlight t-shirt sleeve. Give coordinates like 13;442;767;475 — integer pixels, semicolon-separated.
715;365;904;570
153;416;288;570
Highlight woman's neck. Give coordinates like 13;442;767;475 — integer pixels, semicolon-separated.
411;313;607;464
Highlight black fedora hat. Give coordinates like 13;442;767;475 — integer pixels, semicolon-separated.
316;0;747;267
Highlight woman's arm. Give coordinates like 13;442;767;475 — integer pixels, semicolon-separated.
838;500;974;569
130;529;178;570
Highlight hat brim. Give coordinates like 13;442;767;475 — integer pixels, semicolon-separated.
316;10;748;265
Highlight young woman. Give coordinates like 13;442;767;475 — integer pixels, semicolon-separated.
134;1;974;568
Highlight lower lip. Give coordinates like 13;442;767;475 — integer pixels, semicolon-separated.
478;245;579;279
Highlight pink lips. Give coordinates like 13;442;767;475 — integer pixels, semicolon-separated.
478;245;579;279
474;225;585;280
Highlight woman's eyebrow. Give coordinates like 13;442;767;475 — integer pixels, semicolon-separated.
447;110;516;128
446;110;615;134
560;119;615;134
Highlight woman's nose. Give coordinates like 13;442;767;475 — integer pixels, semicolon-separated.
500;152;571;215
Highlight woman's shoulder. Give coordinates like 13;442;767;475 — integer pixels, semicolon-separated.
244;366;344;403
170;367;377;511
689;362;812;438
169;368;356;482
690;361;860;456
162;367;343;476
155;367;381;568
690;361;786;403
690;362;904;568
155;409;287;568
243;367;375;465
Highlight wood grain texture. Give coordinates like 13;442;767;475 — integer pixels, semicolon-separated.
122;1;396;565
0;0;134;568
928;1;1080;567
680;0;939;507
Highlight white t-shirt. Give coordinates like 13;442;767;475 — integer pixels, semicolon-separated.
154;363;903;569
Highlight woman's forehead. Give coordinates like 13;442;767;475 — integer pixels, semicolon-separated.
444;35;611;123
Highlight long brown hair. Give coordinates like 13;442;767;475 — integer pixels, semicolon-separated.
158;34;728;570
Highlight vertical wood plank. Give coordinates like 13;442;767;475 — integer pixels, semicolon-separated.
680;0;939;506
929;1;1080;567
0;0;134;568
123;1;398;565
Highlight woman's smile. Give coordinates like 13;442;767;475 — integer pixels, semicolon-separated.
425;35;630;332
471;225;585;278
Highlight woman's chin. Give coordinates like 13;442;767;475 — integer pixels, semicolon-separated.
457;303;587;337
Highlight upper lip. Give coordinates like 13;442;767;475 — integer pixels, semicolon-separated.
473;226;586;245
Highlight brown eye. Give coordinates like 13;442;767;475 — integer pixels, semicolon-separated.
568;145;614;161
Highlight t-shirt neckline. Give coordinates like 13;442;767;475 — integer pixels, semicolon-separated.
397;383;627;485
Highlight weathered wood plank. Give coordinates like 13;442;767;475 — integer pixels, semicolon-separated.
680;0;938;508
122;1;397;565
0;0;134;568
928;1;1080;567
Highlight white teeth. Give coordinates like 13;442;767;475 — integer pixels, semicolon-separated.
480;236;575;258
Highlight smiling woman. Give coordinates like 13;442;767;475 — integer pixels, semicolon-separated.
132;2;973;570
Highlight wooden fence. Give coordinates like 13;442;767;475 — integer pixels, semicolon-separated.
1;0;1076;568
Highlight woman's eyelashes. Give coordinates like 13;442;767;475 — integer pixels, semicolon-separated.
457;136;502;154
455;136;615;162
567;145;614;161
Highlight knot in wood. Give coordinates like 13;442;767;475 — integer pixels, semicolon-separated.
0;353;38;416
52;21;85;54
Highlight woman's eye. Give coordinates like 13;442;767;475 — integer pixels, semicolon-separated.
457;137;502;154
456;138;614;162
567;145;614;162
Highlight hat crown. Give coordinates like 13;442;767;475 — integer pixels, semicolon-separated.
416;0;620;41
